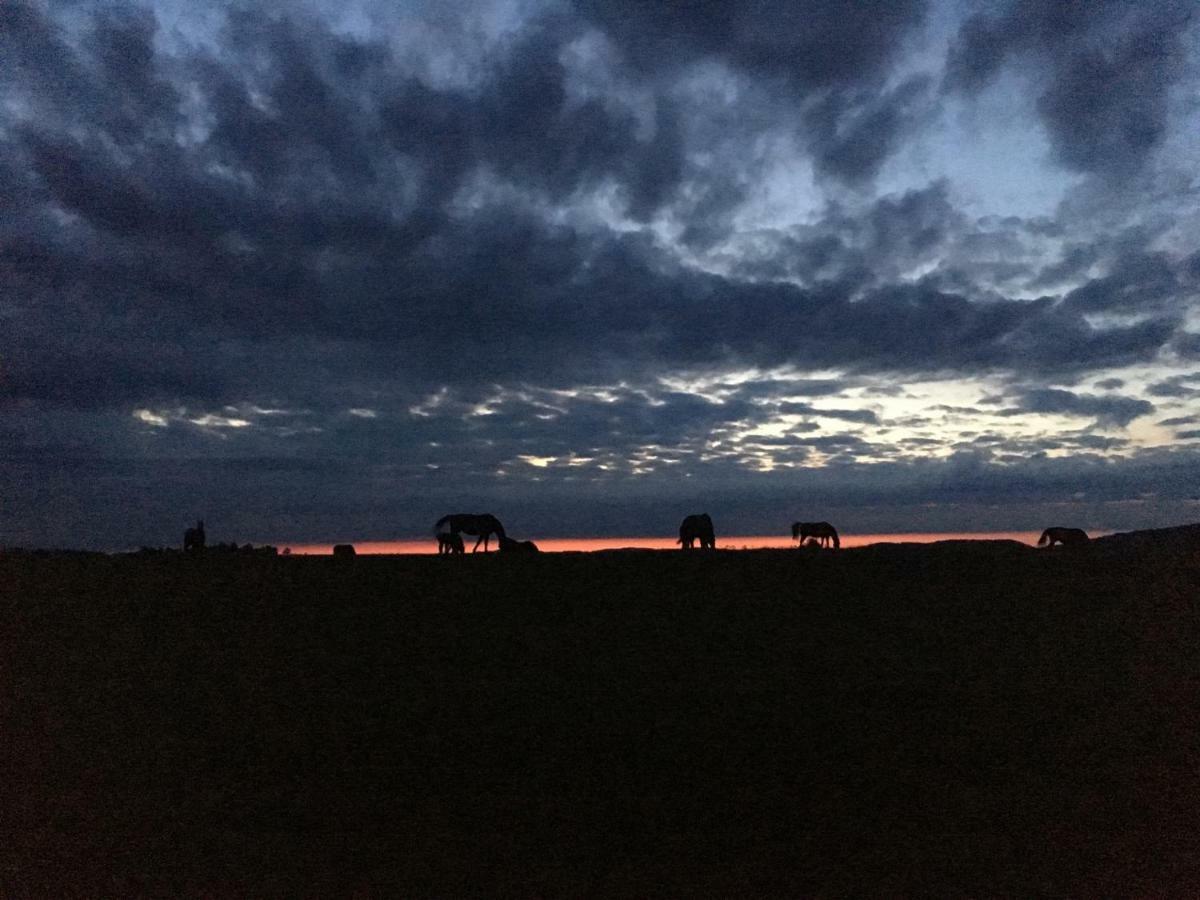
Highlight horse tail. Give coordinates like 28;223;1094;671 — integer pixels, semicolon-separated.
830;526;840;549
791;522;800;540
434;515;450;534
1037;529;1050;546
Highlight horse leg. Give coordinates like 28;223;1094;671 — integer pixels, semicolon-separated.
473;533;483;553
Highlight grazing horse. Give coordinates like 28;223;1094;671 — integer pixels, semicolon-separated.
1038;527;1089;548
184;520;206;552
499;536;540;554
791;521;839;549
678;513;716;550
435;513;506;553
437;533;465;555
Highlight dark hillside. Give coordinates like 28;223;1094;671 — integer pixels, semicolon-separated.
2;529;1198;895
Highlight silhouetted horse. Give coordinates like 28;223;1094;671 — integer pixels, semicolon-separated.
333;543;356;558
678;513;716;550
792;521;839;549
1038;527;1088;547
437;533;465;555
435;513;506;553
499;536;540;554
184;520;206;552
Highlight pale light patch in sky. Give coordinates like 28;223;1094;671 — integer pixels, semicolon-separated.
728;135;822;233
133;409;169;427
560;29;658;141
189;413;252;428
408;388;451;417
879;74;1082;220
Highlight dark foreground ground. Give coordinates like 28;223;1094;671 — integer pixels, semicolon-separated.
3;527;1199;896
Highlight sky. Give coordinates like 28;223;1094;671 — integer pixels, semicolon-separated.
3;0;1200;549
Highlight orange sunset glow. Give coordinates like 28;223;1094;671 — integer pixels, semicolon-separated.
286;531;1055;555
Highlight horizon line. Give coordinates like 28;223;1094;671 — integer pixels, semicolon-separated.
283;530;1060;555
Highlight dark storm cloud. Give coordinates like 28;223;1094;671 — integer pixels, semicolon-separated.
1147;374;1200;399
731;378;852;398
945;0;1194;175
748;181;964;285
1027;244;1101;292
1061;251;1190;314
1172;333;1200;359
999;389;1155;428
956;431;1131;455
576;0;932;185
776;402;879;425
802;74;933;184
7;1;1189;418
574;0;926;88
1158;415;1198;428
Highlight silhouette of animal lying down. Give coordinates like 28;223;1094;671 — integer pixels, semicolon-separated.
332;544;356;558
1038;527;1088;547
791;521;839;549
498;536;540;553
437;533;465;555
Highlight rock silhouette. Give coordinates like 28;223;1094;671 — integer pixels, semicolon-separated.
677;513;716;550
434;514;506;553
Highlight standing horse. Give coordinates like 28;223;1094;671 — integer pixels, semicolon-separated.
1038;527;1088;547
184;520;206;552
435;513;506;553
678;513;716;550
791;521;839;549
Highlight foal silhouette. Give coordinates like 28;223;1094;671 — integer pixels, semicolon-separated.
791;521;839;549
678;513;716;550
1038;527;1088;547
434;513;506;553
437;533;465;555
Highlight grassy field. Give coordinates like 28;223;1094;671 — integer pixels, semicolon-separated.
3;530;1199;895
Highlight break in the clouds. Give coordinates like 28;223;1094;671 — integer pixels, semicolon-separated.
2;0;1199;548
